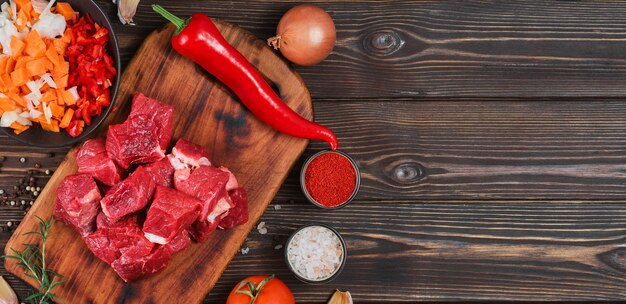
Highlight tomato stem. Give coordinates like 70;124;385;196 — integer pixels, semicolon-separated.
234;274;276;304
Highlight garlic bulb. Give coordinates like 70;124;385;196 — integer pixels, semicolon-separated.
327;290;353;304
0;276;18;304
117;0;140;25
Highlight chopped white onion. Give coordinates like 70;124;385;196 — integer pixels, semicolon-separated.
42;102;51;123
31;0;49;14
29;108;41;119
24;92;40;109
26;80;43;94
40;73;56;88
16;115;32;126
31;0;65;39
0;110;18;127
10;1;16;21
0;3;9;20
0;15;19;55
68;86;79;101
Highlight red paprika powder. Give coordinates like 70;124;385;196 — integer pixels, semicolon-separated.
304;152;357;208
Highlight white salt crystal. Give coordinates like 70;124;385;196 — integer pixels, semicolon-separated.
286;225;344;281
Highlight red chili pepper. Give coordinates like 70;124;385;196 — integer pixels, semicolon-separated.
152;5;339;150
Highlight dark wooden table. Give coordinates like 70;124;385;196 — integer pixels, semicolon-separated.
3;1;626;302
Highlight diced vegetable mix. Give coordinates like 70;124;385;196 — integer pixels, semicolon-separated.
0;0;116;137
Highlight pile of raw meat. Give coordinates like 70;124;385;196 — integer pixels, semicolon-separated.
53;93;249;282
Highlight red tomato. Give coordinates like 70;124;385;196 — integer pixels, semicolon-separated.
226;275;295;304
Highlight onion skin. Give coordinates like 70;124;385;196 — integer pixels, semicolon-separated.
269;5;336;66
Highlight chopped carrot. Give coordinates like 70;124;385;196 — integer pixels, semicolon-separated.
45;45;59;66
53;61;69;77
49;101;64;119
15;55;33;70
26;57;48;77
10;67;28;87
55;88;65;105
14;124;30;134
2;74;15;91
0;98;17;112
0;56;9;72
62;90;75;105
59;108;73;128
10;122;29;134
5;57;15;74
20;85;30;94
41;90;56;103
62;28;72;43
55;3;75;21
15;9;29;32
14;0;31;11
52;38;68;55
40;119;60;132
24;30;46;58
7;92;27;108
44;58;54;71
10;36;25;58
54;74;68;89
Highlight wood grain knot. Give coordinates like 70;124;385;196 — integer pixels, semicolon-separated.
363;30;405;56
389;162;424;184
598;248;626;275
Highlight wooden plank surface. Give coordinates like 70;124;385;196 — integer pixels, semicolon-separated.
3;0;626;302
4;21;311;303
96;0;626;98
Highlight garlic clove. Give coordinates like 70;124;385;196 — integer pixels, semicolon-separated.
327;290;353;304
117;0;140;25
0;276;18;304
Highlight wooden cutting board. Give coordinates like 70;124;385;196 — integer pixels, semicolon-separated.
4;22;311;303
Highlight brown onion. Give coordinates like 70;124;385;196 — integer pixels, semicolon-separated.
268;5;336;66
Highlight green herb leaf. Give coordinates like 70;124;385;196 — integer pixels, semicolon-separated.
6;217;64;304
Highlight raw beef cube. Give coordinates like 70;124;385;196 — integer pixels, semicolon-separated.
111;245;171;282
106;114;165;169
76;138;125;186
101;166;156;222
168;138;212;169
174;165;232;221
143;186;202;244
165;230;192;254
208;194;234;224
54;174;101;237
84;214;153;265
218;166;238;191
187;219;219;243
130;93;174;151
142;157;175;188
219;188;249;229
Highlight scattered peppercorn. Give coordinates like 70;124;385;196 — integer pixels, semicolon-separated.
34;163;41;168
47;152;55;158
45;169;51;175
19;157;26;163
0;156;5;162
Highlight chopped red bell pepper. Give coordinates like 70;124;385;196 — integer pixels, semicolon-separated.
63;15;116;137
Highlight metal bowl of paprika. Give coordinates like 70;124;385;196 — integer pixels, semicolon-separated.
300;150;360;209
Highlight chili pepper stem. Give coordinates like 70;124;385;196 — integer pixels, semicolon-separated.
152;4;188;34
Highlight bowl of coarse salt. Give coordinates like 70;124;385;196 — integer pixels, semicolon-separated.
285;223;347;284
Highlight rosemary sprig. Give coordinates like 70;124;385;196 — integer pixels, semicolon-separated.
3;216;65;304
